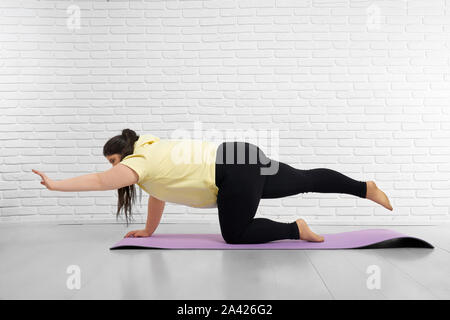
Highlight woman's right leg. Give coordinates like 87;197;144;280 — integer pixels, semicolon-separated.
261;160;367;199
261;159;393;210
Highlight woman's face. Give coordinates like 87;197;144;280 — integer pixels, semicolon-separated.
105;154;121;167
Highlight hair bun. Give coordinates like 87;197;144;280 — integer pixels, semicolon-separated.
121;128;138;142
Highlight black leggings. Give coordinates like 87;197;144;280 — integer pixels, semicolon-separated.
215;142;367;244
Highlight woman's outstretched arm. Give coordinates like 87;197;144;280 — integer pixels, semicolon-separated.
32;164;139;192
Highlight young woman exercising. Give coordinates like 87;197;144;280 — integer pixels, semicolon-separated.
32;129;393;244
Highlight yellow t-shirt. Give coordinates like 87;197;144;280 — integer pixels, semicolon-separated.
120;134;220;208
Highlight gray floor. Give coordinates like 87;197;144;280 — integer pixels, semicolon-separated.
0;222;449;300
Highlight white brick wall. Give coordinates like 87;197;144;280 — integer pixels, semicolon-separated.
1;0;450;225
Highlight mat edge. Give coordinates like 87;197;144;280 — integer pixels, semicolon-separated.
109;236;434;250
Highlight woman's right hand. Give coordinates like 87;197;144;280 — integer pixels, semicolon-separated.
124;229;152;238
32;169;57;191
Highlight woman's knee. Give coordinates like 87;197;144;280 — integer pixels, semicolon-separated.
221;229;243;244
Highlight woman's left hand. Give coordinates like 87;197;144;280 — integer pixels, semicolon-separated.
124;229;152;238
32;169;56;191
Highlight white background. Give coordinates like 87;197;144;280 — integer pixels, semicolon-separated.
1;0;450;225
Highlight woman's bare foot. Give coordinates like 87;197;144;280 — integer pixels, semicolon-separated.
366;181;393;211
296;219;324;242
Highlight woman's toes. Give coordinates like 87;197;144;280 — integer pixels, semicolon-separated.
366;181;394;211
308;232;324;243
312;234;325;242
387;201;393;211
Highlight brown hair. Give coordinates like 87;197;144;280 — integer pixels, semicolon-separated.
103;128;142;225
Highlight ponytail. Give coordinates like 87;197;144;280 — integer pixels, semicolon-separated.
103;128;142;225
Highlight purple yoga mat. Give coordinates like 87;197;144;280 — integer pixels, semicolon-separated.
110;229;433;250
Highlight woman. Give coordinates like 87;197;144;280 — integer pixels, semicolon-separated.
32;129;393;244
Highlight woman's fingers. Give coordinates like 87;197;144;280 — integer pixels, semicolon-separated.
32;169;44;177
125;231;136;238
32;169;46;182
32;169;54;190
32;169;41;179
124;230;150;238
